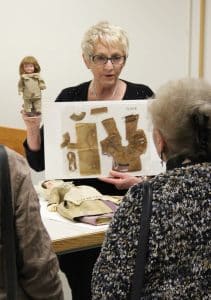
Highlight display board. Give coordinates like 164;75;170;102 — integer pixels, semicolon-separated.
43;100;165;179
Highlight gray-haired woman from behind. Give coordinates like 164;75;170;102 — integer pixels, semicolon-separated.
92;78;211;299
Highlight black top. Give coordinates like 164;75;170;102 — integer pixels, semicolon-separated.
24;80;154;195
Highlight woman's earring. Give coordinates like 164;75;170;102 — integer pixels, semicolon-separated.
160;151;164;167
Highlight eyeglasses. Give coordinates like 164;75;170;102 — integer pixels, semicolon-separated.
91;55;126;66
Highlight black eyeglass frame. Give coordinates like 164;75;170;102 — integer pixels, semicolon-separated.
90;55;126;65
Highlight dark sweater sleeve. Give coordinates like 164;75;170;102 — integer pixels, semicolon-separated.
23;127;45;172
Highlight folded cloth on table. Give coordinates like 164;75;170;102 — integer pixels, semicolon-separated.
39;181;122;225
76;199;119;225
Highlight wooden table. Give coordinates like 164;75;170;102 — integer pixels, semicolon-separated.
40;198;108;254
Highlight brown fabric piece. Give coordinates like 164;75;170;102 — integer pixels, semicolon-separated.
101;115;147;172
70;112;86;121
67;151;77;171
101;118;122;156
90;107;108;114
60;132;70;148
125;114;139;140
62;123;101;175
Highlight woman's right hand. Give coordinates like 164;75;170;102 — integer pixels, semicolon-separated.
21;110;42;151
21;110;42;129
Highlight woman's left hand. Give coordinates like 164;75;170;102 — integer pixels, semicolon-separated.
99;170;143;190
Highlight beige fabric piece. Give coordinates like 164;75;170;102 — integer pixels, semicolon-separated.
45;183;122;220
64;123;101;175
46;182;74;209
75;123;98;149
78;149;100;175
90;107;108;114
57;199;112;220
64;185;103;205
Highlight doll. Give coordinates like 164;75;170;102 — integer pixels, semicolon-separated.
36;179;122;225
18;56;46;116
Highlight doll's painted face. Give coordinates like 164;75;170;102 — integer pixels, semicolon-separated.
23;63;35;74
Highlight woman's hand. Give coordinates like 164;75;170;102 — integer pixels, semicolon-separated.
21;110;42;151
99;170;143;190
21;110;42;129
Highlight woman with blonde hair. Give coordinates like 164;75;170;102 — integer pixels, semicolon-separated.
22;20;154;300
22;21;153;195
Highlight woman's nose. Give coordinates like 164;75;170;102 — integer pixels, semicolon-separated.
104;59;114;69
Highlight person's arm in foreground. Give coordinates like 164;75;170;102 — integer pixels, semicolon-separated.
9;149;63;299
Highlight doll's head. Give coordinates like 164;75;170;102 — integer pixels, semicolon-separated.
19;56;41;75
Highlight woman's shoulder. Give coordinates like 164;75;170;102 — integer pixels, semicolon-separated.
56;81;91;101
123;80;154;100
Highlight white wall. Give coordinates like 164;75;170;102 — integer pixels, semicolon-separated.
0;0;210;182
204;0;211;80
1;0;207;128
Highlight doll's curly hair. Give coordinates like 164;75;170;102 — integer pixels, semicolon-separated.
19;56;41;75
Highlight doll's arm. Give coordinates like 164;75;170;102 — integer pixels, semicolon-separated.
39;77;46;90
18;78;24;95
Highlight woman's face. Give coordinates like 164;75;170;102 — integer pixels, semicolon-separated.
84;42;126;87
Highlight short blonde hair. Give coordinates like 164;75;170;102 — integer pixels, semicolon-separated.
149;78;211;158
81;21;129;60
19;56;41;75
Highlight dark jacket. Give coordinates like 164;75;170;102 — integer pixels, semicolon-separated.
24;80;153;195
92;161;211;299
